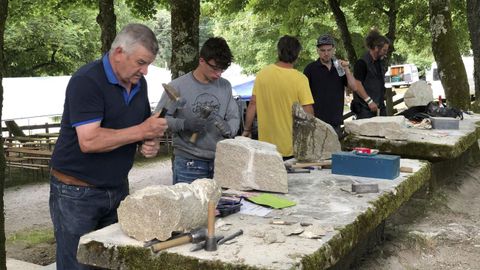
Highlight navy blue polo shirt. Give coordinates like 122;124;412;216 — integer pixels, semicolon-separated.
51;54;151;188
304;59;347;127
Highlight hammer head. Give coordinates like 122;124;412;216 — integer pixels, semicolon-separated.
166;97;187;115
198;105;215;119
190;228;207;243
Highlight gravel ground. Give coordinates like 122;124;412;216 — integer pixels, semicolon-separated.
4;158;172;235
355;161;480;269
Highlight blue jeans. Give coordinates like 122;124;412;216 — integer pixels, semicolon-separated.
173;156;214;184
49;175;128;270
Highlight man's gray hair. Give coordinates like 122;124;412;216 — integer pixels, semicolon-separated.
110;23;159;55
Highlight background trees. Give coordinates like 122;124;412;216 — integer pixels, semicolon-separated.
4;0;101;76
467;0;480;104
0;0;8;268
429;0;470;109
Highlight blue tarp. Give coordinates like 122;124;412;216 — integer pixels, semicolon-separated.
232;80;255;101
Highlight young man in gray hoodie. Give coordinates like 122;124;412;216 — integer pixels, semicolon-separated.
157;37;240;184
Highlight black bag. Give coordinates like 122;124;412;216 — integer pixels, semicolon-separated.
398;105;428;121
399;101;463;121
426;101;463;119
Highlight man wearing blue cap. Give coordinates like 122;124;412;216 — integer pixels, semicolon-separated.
304;34;357;137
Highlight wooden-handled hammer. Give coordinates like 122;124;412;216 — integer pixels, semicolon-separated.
151;227;207;252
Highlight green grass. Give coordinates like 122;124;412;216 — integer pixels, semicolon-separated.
7;228;55;247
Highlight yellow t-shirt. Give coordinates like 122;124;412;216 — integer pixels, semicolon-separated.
253;64;314;157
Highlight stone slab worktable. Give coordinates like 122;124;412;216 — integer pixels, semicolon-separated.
77;159;430;270
342;114;480;161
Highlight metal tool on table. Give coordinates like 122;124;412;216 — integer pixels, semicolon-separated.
217;229;243;245
150;227;207;253
156;83;186;117
190;229;244;252
284;160;332;173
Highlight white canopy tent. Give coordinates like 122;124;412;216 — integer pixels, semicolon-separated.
1;64;253;122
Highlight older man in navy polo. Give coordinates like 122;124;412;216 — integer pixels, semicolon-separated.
49;24;167;269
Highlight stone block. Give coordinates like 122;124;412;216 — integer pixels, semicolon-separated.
117;179;221;241
214;137;288;193
292;103;341;161
344;116;408;140
404;81;434;108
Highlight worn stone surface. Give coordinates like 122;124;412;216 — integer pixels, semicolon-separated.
214;137;288;193
343;114;480;161
117;179;221;241
344;116;408;140
404;80;434;108
78;158;431;270
292;102;341;161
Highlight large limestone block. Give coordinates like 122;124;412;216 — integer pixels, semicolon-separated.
117;179;221;241
292;102;341;161
214;137;288;193
345;116;408;140
404;81;434;108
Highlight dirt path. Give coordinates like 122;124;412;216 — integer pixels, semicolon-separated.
5;159;172;236
4;159;172;235
4;159;172;265
355;162;480;269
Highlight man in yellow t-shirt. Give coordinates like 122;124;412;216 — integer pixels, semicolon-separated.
242;35;314;159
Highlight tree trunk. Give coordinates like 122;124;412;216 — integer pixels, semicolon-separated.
170;0;200;79
97;0;116;54
385;0;397;65
327;0;357;64
429;0;470;109
0;0;8;268
467;0;480;111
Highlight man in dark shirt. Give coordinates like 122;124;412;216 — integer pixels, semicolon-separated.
352;29;390;119
304;34;356;137
49;24;167;269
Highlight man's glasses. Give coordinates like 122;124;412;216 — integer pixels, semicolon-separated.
205;60;226;73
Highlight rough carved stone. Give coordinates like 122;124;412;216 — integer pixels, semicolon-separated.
214;137;288;193
403;81;434;108
344;116;408;140
117;179;221;241
292;102;341;161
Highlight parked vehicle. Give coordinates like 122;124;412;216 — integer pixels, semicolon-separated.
384;64;420;88
426;56;475;99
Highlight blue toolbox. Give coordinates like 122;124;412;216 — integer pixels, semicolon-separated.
332;149;400;180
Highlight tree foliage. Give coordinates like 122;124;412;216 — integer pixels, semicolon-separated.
208;0;472;79
97;0;116;54
0;0;7;268
466;0;480;108
4;0;164;77
5;0;101;76
430;0;469;109
170;0;200;79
